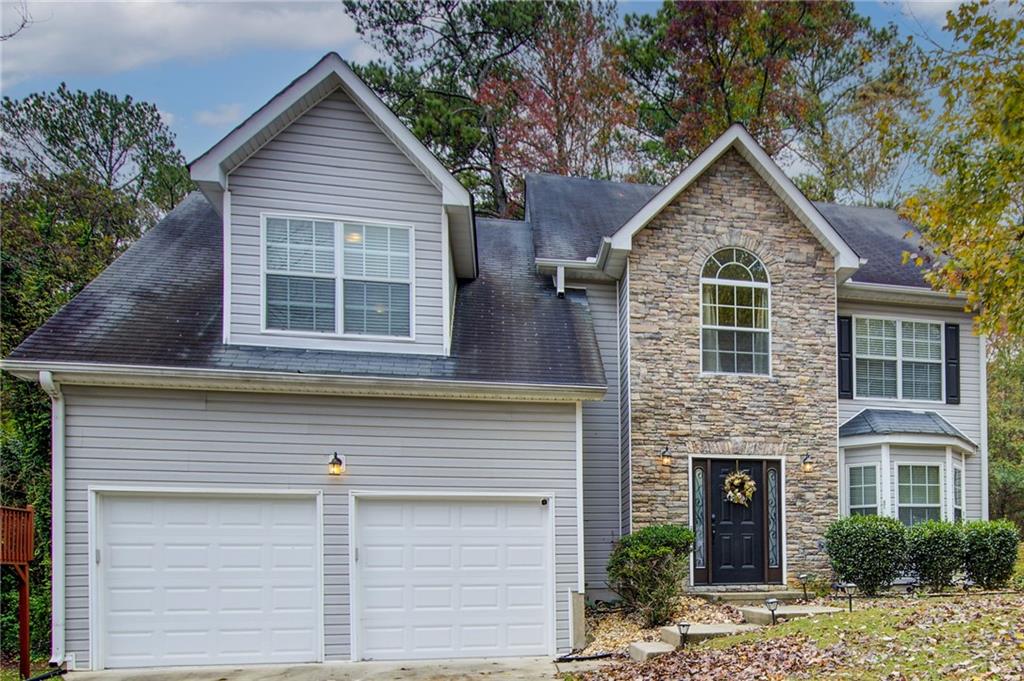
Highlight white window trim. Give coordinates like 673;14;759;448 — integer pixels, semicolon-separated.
259;211;417;342
894;461;944;525
699;250;773;378
844;462;881;516
852;313;945;403
952;452;965;521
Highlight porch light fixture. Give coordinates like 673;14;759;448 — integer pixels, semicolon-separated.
801;453;813;473
660;446;672;466
676;622;690;647
764;597;779;626
328;452;346;476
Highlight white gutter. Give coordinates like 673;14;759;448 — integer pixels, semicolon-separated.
2;360;606;403
39;371;65;665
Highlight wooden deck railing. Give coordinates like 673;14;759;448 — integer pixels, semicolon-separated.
1;505;34;566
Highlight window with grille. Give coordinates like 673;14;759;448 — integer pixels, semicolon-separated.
700;248;770;375
897;464;942;526
264;216;412;338
854;318;942;400
847;464;878;516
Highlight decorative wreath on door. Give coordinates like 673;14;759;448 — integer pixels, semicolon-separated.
724;470;757;507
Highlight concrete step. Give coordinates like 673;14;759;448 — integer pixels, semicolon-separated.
659;622;761;646
690;590;807;606
628;640;676;662
737;604;843;626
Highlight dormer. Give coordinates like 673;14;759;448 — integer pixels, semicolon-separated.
190;53;475;355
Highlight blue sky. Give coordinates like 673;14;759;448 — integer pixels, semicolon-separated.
0;0;964;163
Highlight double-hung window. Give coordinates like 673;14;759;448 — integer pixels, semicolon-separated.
854;318;942;400
897;464;942;526
847;464;878;516
701;248;770;375
264;215;412;338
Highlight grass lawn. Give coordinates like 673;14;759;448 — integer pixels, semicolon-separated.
571;593;1024;680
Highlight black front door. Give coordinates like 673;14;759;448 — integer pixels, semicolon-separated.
709;459;765;584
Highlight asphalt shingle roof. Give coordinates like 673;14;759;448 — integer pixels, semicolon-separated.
526;174;930;288
839;409;972;443
9;194;606;389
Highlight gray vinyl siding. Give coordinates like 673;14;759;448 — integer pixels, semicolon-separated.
61;386;579;668
578;283;620;590
228;88;445;354
617;267;631;537
838;301;984;520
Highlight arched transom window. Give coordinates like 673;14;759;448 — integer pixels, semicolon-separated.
700;247;770;375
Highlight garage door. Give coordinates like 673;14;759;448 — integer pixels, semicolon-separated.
354;496;553;660
97;493;320;669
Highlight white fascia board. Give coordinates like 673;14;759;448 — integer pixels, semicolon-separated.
609;124;861;276
838;432;976;455
1;360;605;403
839;280;969;308
190;53;470;210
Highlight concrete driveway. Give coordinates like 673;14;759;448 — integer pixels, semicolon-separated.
66;657;611;681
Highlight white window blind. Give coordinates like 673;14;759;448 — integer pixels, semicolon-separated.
854;318;942;401
264;216;412;338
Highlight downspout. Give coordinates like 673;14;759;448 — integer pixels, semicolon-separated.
39;371;65;666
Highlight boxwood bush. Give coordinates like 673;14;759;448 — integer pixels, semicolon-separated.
824;515;906;595
962;519;1021;590
607;524;694;627
906;520;965;591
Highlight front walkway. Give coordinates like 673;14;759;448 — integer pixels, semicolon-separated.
67;656;611;681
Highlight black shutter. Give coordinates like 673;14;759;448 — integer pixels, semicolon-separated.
945;323;960;405
838;316;853;399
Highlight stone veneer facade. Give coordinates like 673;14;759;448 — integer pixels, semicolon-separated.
628;148;838;582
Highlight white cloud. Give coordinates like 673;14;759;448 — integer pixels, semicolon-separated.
899;0;964;24
195;102;244;128
158;109;177;127
1;0;377;87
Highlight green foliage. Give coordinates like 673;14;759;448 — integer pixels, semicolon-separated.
903;0;1024;346
825;515;906;595
0;83;192;214
990;460;1024;532
962;519;1021;590
607;524;694;627
905;520;965;592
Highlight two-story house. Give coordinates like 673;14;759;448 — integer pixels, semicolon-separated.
3;53;987;672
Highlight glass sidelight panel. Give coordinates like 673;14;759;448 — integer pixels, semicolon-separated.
767;468;779;569
694;467;706;569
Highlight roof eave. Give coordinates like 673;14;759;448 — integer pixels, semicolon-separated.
1;360;605;403
839;431;976;455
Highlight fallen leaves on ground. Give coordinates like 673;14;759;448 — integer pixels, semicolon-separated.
582;598;743;656
578;594;1024;680
576;635;846;680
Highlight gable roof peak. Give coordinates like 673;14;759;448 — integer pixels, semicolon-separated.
608;124;862;280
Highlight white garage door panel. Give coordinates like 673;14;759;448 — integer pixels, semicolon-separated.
99;494;319;669
356;498;552;660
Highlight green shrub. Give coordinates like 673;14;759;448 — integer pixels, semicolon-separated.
906;520;965;591
962;519;1021;590
824;515;906;595
607;524;694;627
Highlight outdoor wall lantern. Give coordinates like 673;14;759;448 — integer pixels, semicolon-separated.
765;597;780;625
676;622;690;646
328;452;346;476
801;453;814;473
660;446;672;466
